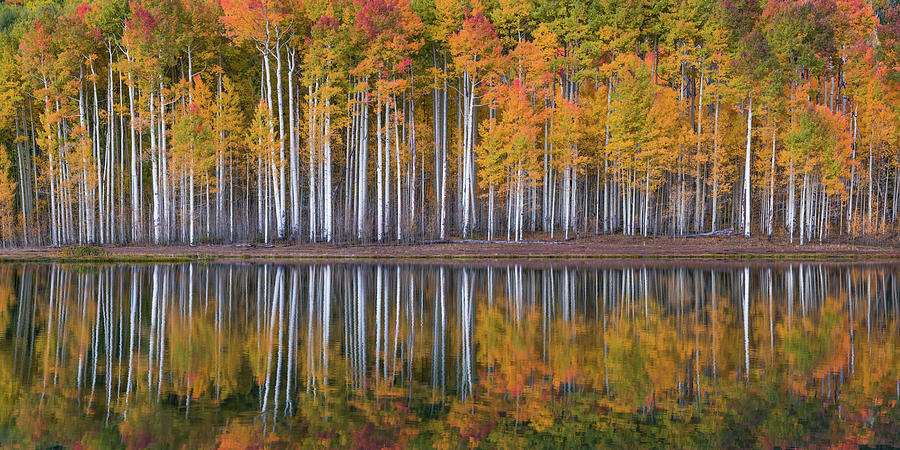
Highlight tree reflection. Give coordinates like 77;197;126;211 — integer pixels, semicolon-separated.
0;263;897;447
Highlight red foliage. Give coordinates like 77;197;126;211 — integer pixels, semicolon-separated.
126;2;158;40
355;0;404;40
313;15;339;33
76;3;93;20
29;19;52;50
449;9;501;73
461;11;496;46
879;6;900;73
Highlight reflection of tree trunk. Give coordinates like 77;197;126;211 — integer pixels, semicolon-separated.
743;267;750;381
460;268;473;400
357;267;367;388
104;270;114;419
274;267;285;416
125;270;138;408
322;265;332;386
711;273;717;380
308;266;318;394
375;265;382;383
216;267;224;401
848;271;854;374
406;274;416;396
432;267;446;395
866;274;871;348
767;269;774;363
602;270;609;394
285;268;297;413
261;267;282;413
787;265;794;327
148;266;158;389
90;276;101;405
157;268;168;397
392;268;400;382
381;267;389;380
694;270;700;409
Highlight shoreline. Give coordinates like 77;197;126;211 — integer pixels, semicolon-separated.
0;235;899;263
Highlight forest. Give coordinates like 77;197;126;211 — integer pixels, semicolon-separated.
0;0;897;245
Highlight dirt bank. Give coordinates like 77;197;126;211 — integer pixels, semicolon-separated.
1;235;899;263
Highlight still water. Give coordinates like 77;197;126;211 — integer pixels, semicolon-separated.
0;262;897;447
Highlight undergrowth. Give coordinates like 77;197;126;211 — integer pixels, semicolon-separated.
58;245;108;257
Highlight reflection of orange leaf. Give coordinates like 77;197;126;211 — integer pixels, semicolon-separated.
216;420;266;450
447;404;496;445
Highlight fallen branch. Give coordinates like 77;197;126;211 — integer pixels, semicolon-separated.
652;229;733;239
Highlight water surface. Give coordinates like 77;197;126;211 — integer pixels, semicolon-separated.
0;262;898;447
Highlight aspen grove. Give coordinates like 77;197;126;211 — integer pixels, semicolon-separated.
0;0;898;246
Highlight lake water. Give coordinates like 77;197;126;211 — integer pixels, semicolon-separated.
0;262;897;447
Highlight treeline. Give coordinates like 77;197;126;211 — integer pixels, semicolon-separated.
0;0;897;246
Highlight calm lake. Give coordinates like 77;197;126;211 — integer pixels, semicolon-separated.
0;262;898;447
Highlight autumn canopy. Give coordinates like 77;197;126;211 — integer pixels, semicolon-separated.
0;0;896;245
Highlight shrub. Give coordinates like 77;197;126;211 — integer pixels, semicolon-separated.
59;245;108;257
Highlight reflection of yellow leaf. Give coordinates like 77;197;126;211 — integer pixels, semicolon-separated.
217;420;266;450
529;404;553;432
0;266;15;334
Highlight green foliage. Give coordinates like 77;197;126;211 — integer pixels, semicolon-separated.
58;244;108;257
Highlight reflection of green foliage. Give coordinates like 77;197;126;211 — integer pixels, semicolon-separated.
872;401;900;445
783;310;839;374
713;379;851;448
608;335;652;405
0;352;24;444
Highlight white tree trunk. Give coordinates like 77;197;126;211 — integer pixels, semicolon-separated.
848;105;857;232
394;97;402;242
695;72;704;232
375;93;383;241
743;96;753;237
149;88;161;243
287;49;300;239
309;84;319;242
711;99;719;232
323;92;333;242
767;117;776;238
357;90;369;240
127;71;140;242
275;43;287;239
